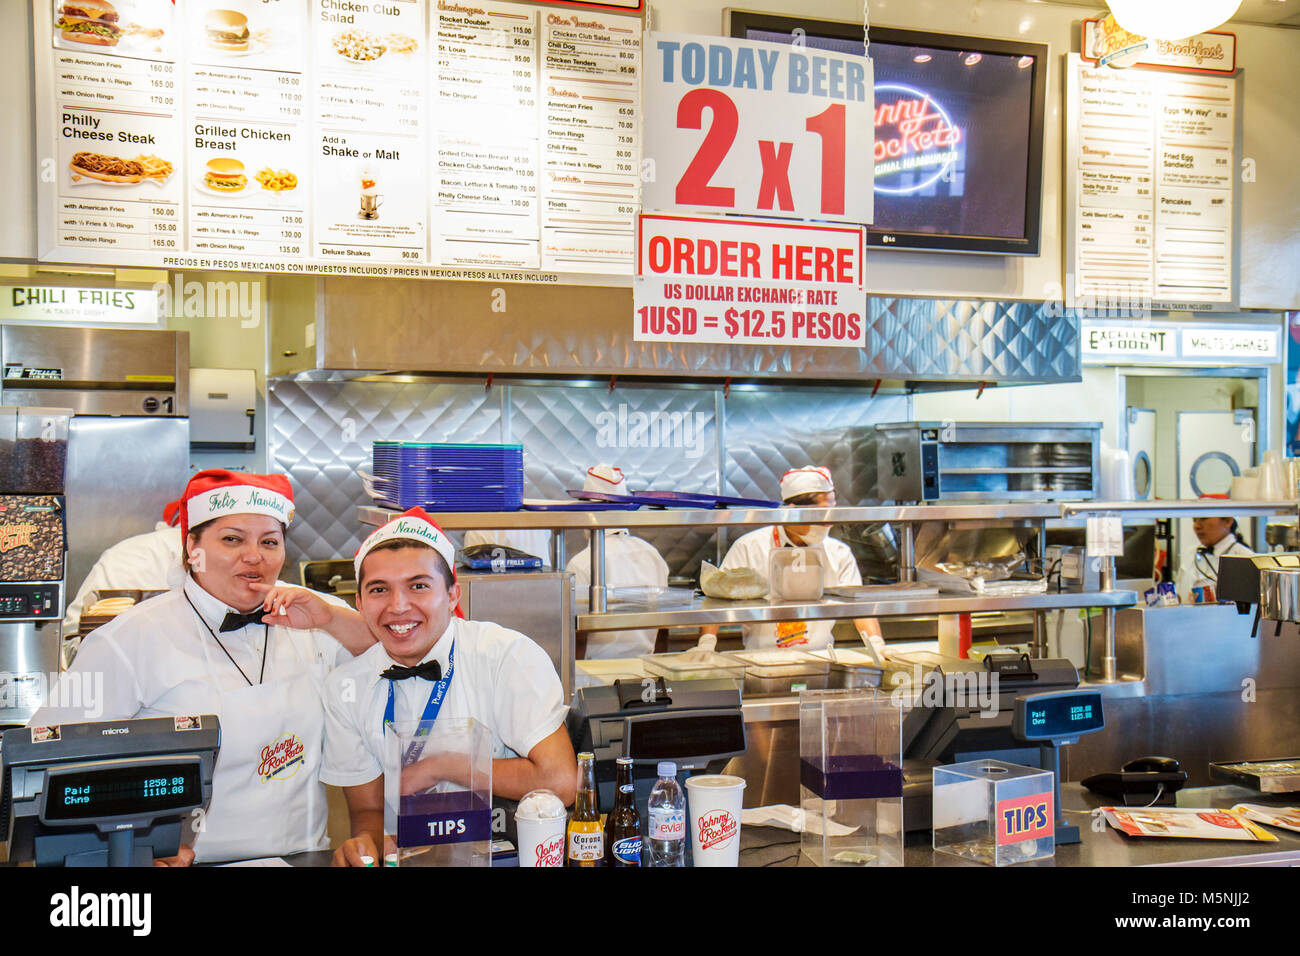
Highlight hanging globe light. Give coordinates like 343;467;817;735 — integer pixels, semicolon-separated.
1106;0;1242;41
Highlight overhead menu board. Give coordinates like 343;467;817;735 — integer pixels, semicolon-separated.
34;0;641;280
1065;53;1239;311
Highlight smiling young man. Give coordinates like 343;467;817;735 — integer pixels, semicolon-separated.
321;507;577;867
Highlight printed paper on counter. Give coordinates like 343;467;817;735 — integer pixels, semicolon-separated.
1102;806;1278;841
634;215;866;349
1233;804;1300;835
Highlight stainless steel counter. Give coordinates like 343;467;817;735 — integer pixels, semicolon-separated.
739;784;1300;867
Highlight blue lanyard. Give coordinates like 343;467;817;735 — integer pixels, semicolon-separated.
383;641;455;730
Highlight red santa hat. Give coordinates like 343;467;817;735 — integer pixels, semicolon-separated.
179;469;295;539
780;466;834;501
162;498;183;527
354;507;464;617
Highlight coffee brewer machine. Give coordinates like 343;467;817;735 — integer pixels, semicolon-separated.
0;406;70;726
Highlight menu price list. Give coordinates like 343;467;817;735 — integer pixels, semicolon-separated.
540;10;641;273
36;0;642;277
431;3;541;268
1070;57;1236;307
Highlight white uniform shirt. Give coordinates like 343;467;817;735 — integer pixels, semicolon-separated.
320;616;568;788
567;530;670;659
720;526;863;650
61;524;185;639
33;575;349;725
1176;532;1255;603
463;530;554;563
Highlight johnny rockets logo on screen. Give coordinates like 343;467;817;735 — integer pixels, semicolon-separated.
873;84;964;195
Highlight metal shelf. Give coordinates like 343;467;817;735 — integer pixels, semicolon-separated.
1061;500;1297;519
358;502;1063;530
576;589;1139;632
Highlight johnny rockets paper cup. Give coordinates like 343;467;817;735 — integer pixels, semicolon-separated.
684;775;746;867
515;789;567;868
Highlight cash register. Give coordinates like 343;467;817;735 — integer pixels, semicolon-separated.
569;677;747;810
2;716;220;866
896;652;1084;831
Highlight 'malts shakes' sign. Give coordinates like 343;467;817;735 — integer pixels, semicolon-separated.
872;86;964;194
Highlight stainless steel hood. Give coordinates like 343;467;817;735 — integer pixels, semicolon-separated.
281;276;1080;387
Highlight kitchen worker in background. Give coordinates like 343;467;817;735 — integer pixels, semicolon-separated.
1177;514;1255;603
321;507;576;867
31;470;376;865
698;467;886;656
566;464;670;658
60;498;185;653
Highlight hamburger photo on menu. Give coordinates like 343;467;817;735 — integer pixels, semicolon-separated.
57;0;122;47
204;157;247;193
205;9;250;53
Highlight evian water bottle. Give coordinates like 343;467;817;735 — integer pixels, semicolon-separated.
646;761;686;867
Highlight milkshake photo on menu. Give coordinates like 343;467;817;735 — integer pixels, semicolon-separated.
52;0;173;58
359;169;382;220
187;0;303;70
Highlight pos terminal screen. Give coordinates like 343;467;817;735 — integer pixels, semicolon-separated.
43;761;203;822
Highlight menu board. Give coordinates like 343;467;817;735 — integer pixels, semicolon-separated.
34;0;641;280
1065;54;1238;311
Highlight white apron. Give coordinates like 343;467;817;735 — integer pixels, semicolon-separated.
191;624;328;863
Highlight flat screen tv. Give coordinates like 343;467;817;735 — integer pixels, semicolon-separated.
728;12;1048;256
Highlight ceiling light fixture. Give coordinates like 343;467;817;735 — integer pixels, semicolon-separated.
1105;0;1243;41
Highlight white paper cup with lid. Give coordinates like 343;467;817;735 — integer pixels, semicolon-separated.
515;789;567;868
684;775;746;867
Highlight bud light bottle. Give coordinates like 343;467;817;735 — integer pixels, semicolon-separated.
646;761;686;867
605;757;642;867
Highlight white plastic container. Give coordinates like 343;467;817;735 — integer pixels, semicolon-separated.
768;547;825;601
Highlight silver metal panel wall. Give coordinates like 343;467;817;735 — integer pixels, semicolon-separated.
268;373;501;565
269;375;908;576
315;277;1082;383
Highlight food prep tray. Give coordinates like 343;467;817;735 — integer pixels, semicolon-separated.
824;583;940;601
726;649;832;694
640;651;747;683
1209;758;1300;794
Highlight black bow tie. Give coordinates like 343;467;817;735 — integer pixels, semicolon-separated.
219;608;267;633
381;660;443;682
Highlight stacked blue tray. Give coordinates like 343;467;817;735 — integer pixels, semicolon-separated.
371;441;524;511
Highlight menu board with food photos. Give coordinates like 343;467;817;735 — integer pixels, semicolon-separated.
33;0;641;280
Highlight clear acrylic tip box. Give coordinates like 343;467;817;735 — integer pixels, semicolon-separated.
933;759;1055;866
798;687;904;867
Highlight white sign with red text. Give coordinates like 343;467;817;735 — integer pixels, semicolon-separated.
634;214;866;348
641;33;873;225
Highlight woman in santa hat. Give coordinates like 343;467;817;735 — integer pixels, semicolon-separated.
31;469;375;865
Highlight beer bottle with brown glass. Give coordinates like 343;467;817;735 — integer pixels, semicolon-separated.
567;752;605;867
606;756;643;867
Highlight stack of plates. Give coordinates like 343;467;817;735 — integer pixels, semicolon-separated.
370;441;524;511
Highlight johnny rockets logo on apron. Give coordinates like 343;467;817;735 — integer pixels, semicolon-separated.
258;733;306;782
192;618;327;862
